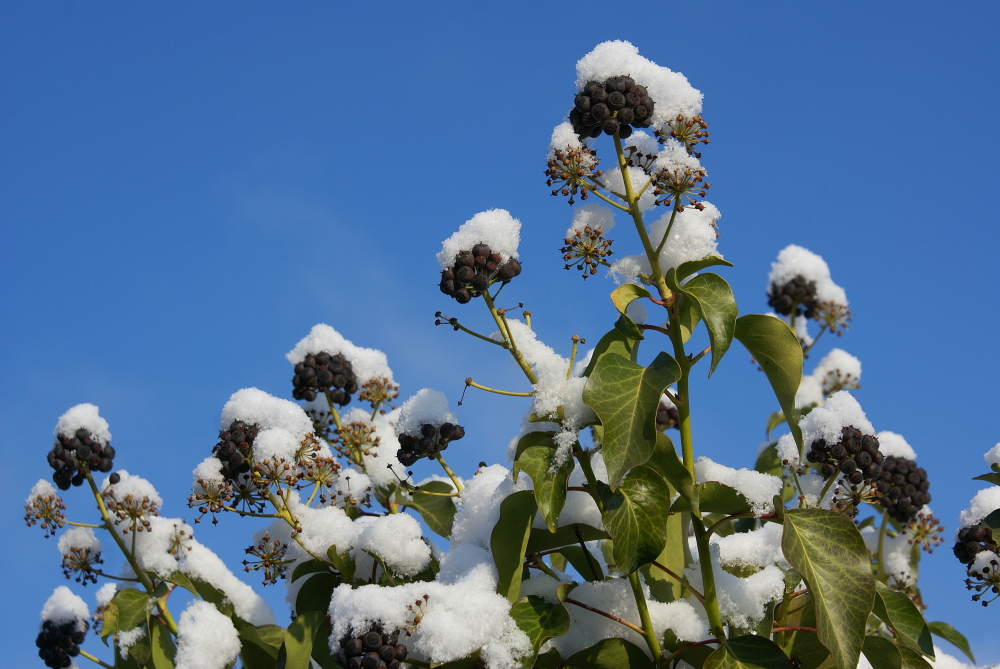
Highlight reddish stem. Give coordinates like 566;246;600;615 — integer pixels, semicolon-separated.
772;626;817;633
564;598;645;636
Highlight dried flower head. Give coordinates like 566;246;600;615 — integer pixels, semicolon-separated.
333;421;381;467
905;512;944;553
61;545;103;585
651;164;710;211
816;300;853;337
545;146;602;205
102;489;159;534
188;476;234;525
966;555;1000;607
560;226;614;279
25;486;67;538
359;377;400;414
243;534;289;585
656;114;711;157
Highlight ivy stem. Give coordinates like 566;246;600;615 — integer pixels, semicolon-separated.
442;317;508;347
90;570;140;583
220;505;281;519
79;650;114;669
772;626;817;633
692;516;727;641
66;521;103;529
801;324;827;357
817;474;838;507
527;560;562;580
434;453;464;493
323;391;344;432
465;378;534;397
628;571;668;668
640;324;671;336
651;560;705;604
567;336;582;380
266;492;327;563
482;291;538;384
876;510;890;581
84;470;179;635
654;205;681;257
564;597;646;637
582;178;630;211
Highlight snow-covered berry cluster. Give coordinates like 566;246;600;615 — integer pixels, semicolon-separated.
877;456;931;523
336;627;408;669
396;422;465;467
570;76;654;139
35;619;87;669
47;428;116;491
768;275;819;319
953;523;996;565
439;243;522;304
292;351;359;405
656;397;679;431
213;420;259;481
806;426;884;485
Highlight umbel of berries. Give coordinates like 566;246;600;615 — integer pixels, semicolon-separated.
292;351;359;405
35;619;87;669
397;422;466;467
439;242;522;304
806;426;884;486
337;627;408;669
569;75;654;140
213;420;259;481
954;522;998;565
47;428;116;491
768;275;819;319
877;456;932;523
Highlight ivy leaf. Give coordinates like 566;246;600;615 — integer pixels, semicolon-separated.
584;321;641;377
491;490;538;602
127;623;152;665
640;504;685;601
766;412;787;439
513;431;557;475
310;616;340;669
326;545;356;583
672;481;753;516
162;570;198;597
406;480;458;538
295;571;340;615
526;523;608;553
734;315;804;452
982;508;1000;532
972;473;1000;485
678;293;702;344
290;559;333;583
704;635;792;669
645;432;696;515
674;256;734;283
234;619;284;663
102;589;150;641
517;443;575;532
565;637;654;669
666;270;738;377
927;622;975;664
148;621;176;669
533;648;564;669
611;283;652;317
279;610;323;669
873;581;934;658
862;636;902;669
772;593;829;669
598;466;674;573
510;595;571;653
898;645;934;669
781;509;875;669
583;350;681;490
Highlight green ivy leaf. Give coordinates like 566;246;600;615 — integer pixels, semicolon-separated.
362;550;401;586
127;623;152;665
513;431;557;475
584;322;640;378
666;270;738;377
873;582;934;658
862;636;902;669
765;412;787;440
565;637;654;669
645;432;696;515
517;443;575;532
971;473;1000;485
279;610;323;669
510;595;571;652
611;283;652;317
234;619;284;663
406;480;458;538
670;481;754;516
674;256;734;283
533;648;564;669
326;545;356;583
102;589;150;642
598;466;673;573
703;635;792;669
927;622;975;664
526;523;608;553
678;293;702;344
781;509;874;669
310;616;340;669
583;350;680;490
295;571;340;615
290;559;333;583
640;502;685;602
772;594;828;669
734;315;804;452
491;490;538;602
981;508;1000;532
148;621;176;669
560;545;605;581
898;644;934;669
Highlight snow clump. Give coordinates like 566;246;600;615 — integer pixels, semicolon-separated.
768;245;848;306
876;431;918;460
55;403;111;444
286;323;394;385
174;600;241;669
40;586;89;630
565;202;616;238
958;487;1000;529
396;388;457;437
777;391;873;466
609;201;722;281
437;209;521;269
695;457;781;515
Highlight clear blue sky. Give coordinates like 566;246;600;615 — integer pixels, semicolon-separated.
3;1;999;666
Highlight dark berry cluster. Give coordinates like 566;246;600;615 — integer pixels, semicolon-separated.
656;399;679;431
569;76;654;139
877;456;931;523
806;426;884;486
954;523;997;565
767;275;819;319
213;420;259;481
439;243;522;304
397;423;465;467
47;428;116;491
337;627;408;669
35;619;87;669
292;352;358;405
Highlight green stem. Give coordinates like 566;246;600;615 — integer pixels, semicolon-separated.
323;391;344;432
651;560;705;604
466;378;534;397
876;511;890;581
65;521;103;529
801;325;827;357
481;291;538;384
628;571;668;668
654;205;681;257
567;336;581;380
663;639;721;667
445;318;508;347
266;492;327;563
434;453;464;493
574;448;605;513
692;517;727;641
564;597;646;636
613;132;668;298
91;570;140;583
528;559;562;580
582;178;630;211
817;474;838;508
79;649;114;669
575;526;603;581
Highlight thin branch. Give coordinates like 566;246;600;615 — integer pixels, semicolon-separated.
650;561;705;604
465;378;534;397
640;324;671;336
564;598;645;636
772;626;817;633
79;650;114;669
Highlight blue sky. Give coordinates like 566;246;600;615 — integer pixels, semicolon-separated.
2;1;999;665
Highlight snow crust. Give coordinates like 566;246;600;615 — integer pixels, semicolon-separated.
985;443;1000;469
437;209;521;269
174;600;241;669
451;465;529;550
565;202;616;238
609;202;722;280
712;523;789;570
55;403;111;444
877;431;918;460
695;457;781;515
40;586;89;629
970;549;998;574
958;487;1000;529
95;583;117;609
396;388;457;437
286;323;394;384
768;245;848;305
220;388;313;462
57;526;101;555
812;348;861;394
685;543;784;629
351;513;432;578
548;121;591;157
27;479;58;504
777;391;873;465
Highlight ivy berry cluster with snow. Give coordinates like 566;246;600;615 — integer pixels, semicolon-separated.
22;40;998;669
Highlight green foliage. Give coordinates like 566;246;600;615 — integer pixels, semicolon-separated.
510;595;571;654
873;582;934;658
598;466;674;573
704;636;792;669
404;480;458;538
927;622;976;664
665;269;737;377
513;431;575;532
565;638;654;669
491;489;537;602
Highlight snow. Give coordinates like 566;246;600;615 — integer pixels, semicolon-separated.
352;513;432;578
876;431;918;460
191;456;224;491
695;456;781;515
684;543;785;629
57;526;101;555
518;573;564;603
437;209;521;269
174;600;241;669
548;121;593;158
603;164;656;212
286;323;394;385
795;375;824;409
396;388;457;437
625;130;661;158
958;487;1000;529
55;403;111;444
970;550;998;575
575;41;703;127
221;387;312;439
451;465;529;550
768;245;848;306
100;470;163;518
27;478;58;504
985;443;1000;469
712;523;789;570
181;540;276;625
40;586;89;629
777;391;873;465
812;348;861;394
95;583;117;609
609;202;723;280
565;202;617;238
